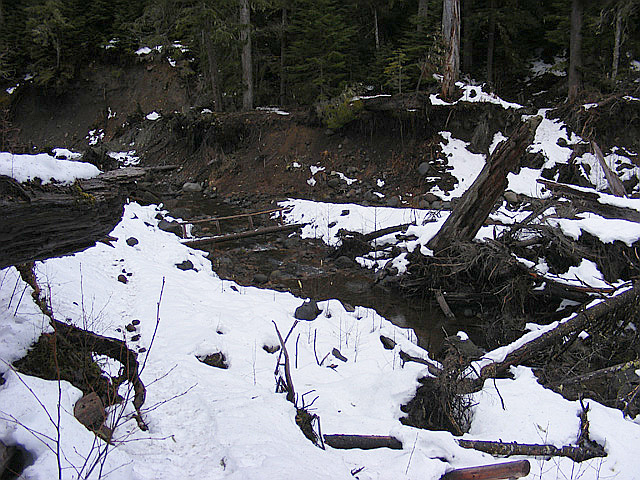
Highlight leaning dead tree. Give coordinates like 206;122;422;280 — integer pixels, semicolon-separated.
0;167;145;268
427;116;542;253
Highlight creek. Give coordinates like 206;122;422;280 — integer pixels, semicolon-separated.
167;193;481;353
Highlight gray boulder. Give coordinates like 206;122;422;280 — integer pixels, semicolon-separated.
294;299;321;321
158;219;183;236
182;182;203;193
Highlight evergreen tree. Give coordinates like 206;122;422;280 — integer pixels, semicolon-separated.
287;0;357;103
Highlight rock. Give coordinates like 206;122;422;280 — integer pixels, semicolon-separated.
341;209;350;216
263;344;280;354
431;200;444;209
294;299;321;321
418;162;430;175
423;192;440;203
444;335;485;360
126;237;139;247
125;323;136;332
176;260;194;271
117;274;128;284
328;178;342;190
418;200;430;209
74;392;105;429
132;319;140;325
158;219;182;236
198;352;229;369
182;182;203;193
556;137;568;147
332;348;347;362
342;302;355;312
504;191;519;203
131;334;141;342
386;196;401;207
269;270;283;283
380;335;396;350
253;273;268;284
335;255;354;269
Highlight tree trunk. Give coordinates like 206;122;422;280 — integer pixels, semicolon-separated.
427;116;542;254
462;0;472;74
612;2;623;80
486;0;496;84
568;0;584;102
202;27;223;112
374;8;380;50
0;168;145;269
417;0;428;32
280;6;287;106
240;0;253;110
441;0;460;99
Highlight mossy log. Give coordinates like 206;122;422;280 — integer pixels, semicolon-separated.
0;167;145;269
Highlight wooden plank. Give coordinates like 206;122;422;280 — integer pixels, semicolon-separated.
181;223;304;247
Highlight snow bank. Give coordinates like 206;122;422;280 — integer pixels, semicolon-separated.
0;152;100;184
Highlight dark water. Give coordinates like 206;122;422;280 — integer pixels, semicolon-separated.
169;194;478;353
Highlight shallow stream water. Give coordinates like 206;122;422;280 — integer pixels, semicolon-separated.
167;193;480;353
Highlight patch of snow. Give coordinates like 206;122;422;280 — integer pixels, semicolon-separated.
0;152;100;184
377;179;385;188
146;111;161;121
201;108;213;114
5;86;17;95
489;131;507;154
256;106;290;116
167;57;176;67
436;132;486;198
52;148;82;160
306;177;316;186
87;129;104;146
108;150;140;167
583;103;598;110
332;171;357;185
310;165;325;175
135;46;152;55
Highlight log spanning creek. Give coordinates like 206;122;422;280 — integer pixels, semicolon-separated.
167;193;480;354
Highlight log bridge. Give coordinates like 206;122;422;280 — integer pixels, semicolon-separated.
179;206;304;247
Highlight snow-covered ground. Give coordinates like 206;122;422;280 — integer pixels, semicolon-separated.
2;89;640;479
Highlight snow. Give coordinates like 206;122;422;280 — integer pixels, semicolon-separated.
0;152;100;184
146;112;161;121
3;85;640;479
256;107;290;116
429;83;522;109
108;150;140;167
436;132;485;198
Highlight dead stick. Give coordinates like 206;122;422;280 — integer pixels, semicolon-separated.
457;439;605;463
273;321;295;403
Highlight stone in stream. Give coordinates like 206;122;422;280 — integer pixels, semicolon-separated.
182;182;203;193
294;299;321;321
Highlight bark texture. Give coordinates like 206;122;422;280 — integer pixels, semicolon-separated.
427;116;541;254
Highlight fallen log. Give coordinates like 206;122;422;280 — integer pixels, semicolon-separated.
399;350;443;376
0;167;145;269
476;281;640;382
181;223;304;247
323;434;403;450
537;179;640;222
441;460;530;480
457;439;606;463
548;360;640;387
427;116;542;253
